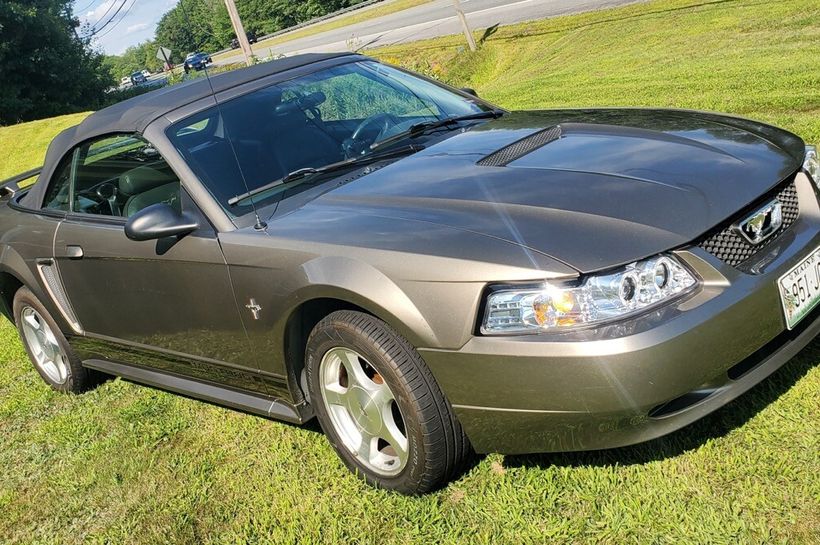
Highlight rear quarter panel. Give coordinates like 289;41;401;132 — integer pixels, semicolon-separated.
0;197;63;327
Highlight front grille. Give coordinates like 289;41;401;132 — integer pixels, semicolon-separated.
698;179;799;268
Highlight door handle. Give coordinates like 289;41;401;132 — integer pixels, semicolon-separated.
65;245;84;259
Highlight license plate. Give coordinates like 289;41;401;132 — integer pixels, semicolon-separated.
778;246;820;329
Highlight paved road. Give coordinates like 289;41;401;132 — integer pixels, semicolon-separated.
216;0;642;65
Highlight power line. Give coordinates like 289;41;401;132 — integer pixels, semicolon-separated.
85;0;121;34
90;0;128;35
95;0;138;39
86;0;127;36
75;0;103;14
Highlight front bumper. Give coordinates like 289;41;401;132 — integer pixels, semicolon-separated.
419;172;820;454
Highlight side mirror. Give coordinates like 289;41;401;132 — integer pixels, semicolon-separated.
460;87;478;97
125;203;199;241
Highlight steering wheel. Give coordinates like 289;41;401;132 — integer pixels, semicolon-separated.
345;113;399;158
96;182;120;216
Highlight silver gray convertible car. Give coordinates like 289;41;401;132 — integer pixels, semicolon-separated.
1;53;818;494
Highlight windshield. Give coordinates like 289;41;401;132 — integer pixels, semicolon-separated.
167;60;492;217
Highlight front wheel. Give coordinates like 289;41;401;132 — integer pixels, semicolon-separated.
305;310;470;494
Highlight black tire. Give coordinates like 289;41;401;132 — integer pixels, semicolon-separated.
305;310;470;494
13;286;93;393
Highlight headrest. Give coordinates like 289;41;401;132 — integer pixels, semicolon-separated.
119;165;177;196
273;91;327;117
301;91;326;108
274;100;302;116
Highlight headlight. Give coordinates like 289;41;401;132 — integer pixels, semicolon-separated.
805;145;819;186
481;254;698;335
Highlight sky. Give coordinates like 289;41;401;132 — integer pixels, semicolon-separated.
74;0;178;56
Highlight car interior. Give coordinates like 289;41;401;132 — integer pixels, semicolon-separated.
171;79;439;214
44;137;182;219
173;88;347;204
75;142;181;218
43;62;482;223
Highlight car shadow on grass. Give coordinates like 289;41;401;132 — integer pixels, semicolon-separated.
502;337;820;471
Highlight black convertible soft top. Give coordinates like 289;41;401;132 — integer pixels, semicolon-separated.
21;52;360;209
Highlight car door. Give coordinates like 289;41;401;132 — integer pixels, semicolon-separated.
47;133;271;395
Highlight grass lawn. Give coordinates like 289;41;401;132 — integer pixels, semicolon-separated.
374;0;820;146
211;0;434;63
0;113;90;181
1;0;819;543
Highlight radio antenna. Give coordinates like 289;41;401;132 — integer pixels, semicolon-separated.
177;0;267;230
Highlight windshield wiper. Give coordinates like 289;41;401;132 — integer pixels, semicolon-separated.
369;109;504;152
227;144;423;206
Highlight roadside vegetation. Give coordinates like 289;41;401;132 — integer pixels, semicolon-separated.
147;0;372;68
0;1;818;543
0;113;90;180
213;0;434;62
374;0;820;145
0;1;110;125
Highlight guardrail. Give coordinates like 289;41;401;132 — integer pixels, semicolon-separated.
210;0;386;56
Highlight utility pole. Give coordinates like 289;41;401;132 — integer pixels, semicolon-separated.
224;0;254;66
452;0;476;51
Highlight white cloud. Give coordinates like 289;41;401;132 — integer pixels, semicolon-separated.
75;0;171;55
84;0;117;25
126;22;150;34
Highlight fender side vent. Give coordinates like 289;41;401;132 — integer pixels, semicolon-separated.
477;126;562;167
37;260;82;334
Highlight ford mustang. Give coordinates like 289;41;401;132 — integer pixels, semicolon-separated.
1;53;818;494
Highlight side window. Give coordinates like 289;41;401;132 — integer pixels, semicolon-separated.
69;134;181;218
43;151;75;211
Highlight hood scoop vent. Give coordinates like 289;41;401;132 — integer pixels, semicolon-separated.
477;125;562;167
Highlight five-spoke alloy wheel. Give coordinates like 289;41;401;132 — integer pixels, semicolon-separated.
13;286;92;393
19;306;69;385
319;347;409;476
306;310;471;494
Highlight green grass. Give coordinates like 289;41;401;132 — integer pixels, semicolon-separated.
1;1;819;543
0;112;90;181
374;0;820;145
212;0;434;62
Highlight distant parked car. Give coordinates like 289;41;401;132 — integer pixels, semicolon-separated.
183;52;212;72
141;69;151;78
129;71;147;86
119;76;131;87
231;30;258;49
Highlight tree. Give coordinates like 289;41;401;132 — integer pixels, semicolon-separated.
155;0;226;62
0;0;112;125
152;0;368;60
104;40;164;81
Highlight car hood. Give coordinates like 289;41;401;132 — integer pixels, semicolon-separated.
308;109;805;274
